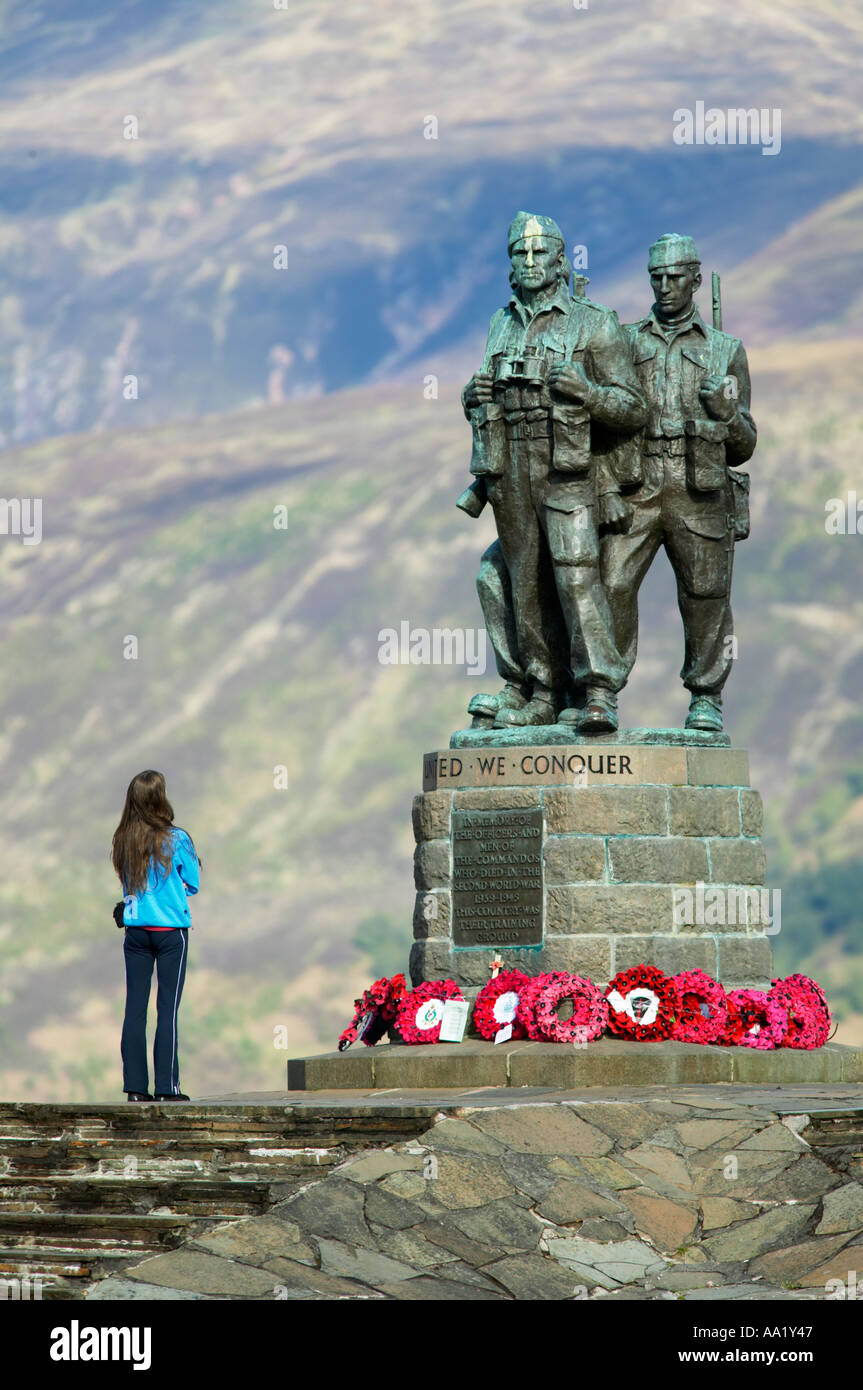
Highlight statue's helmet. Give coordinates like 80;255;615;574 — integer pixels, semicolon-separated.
507;211;565;254
647;233;700;271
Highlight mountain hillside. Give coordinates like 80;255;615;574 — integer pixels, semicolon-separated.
0;0;861;441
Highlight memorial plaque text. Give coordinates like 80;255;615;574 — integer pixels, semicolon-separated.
452;806;544;948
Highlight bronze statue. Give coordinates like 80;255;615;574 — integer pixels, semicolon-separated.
460;212;646;734
459;224;755;737
601;233;756;732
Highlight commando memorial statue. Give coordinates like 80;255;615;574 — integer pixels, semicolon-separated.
458;219;755;736
315;211;856;1094
409;213;776;1004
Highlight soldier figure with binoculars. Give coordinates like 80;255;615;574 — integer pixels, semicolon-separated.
461;211;646;733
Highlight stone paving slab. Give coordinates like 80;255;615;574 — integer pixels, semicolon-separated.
87;1278;219;1301
200;1083;863;1115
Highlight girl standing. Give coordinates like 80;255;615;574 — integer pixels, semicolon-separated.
111;770;200;1101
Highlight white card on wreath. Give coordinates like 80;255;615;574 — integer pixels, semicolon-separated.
494;1023;513;1045
438;998;469;1042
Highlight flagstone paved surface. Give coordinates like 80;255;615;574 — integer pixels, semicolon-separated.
84;1085;863;1301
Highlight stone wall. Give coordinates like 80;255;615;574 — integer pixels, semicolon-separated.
93;1091;863;1301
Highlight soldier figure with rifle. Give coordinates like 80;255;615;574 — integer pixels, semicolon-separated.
599;233;756;732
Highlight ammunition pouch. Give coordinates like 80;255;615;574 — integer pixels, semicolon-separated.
684;417;729;492
550;402;591;475
469;402;506;477
603;430;643;488
729;469;751;542
543;501;598;565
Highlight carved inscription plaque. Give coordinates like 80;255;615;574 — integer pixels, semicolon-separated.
452;807;544;948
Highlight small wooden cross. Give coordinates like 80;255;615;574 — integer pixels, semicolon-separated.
489;953;503;979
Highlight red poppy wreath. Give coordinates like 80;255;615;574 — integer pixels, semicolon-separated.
718;990;746;1046
723;988;787;1049
395;979;463;1045
769;974;831;1049
670;969;728;1045
516;971;571;1040
473;969;530;1041
533;973;608;1044
337;973;407;1051
605;965;679;1041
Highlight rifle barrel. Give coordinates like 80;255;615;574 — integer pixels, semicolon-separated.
711;271;722;331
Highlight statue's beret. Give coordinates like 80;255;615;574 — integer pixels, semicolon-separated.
508;211;565;251
648;233;700;269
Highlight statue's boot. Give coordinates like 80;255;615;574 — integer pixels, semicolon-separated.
577;687;618;735
685;694;723;733
468;683;527;729
494;686;557;728
557;685;587;728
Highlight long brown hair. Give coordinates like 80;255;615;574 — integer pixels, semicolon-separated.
111;770;182;896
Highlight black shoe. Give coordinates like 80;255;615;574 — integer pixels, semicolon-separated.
154;1092;190;1101
126;1091;154;1102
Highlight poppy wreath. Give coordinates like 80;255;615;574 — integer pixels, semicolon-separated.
723;988;787;1049
769;974;831;1049
395;979;463;1045
473;969;531;1041
337;973;407;1051
533;973;609;1044
516;971;571;1040
717;990;746;1046
670;969;728;1045
605;965;679;1041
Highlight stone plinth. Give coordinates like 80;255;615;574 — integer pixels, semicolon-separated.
287;1039;863;1091
412;733;772;991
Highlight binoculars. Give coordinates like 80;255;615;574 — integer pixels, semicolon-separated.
494;346;545;386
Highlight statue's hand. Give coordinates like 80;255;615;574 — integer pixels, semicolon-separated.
463;372;494;409
548;361;592;405
699;374;737;422
599;493;632;533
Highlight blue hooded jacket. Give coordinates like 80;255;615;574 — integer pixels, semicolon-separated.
122;827;200;928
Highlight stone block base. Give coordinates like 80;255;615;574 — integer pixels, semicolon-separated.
288;1040;863;1091
413;736;773;991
